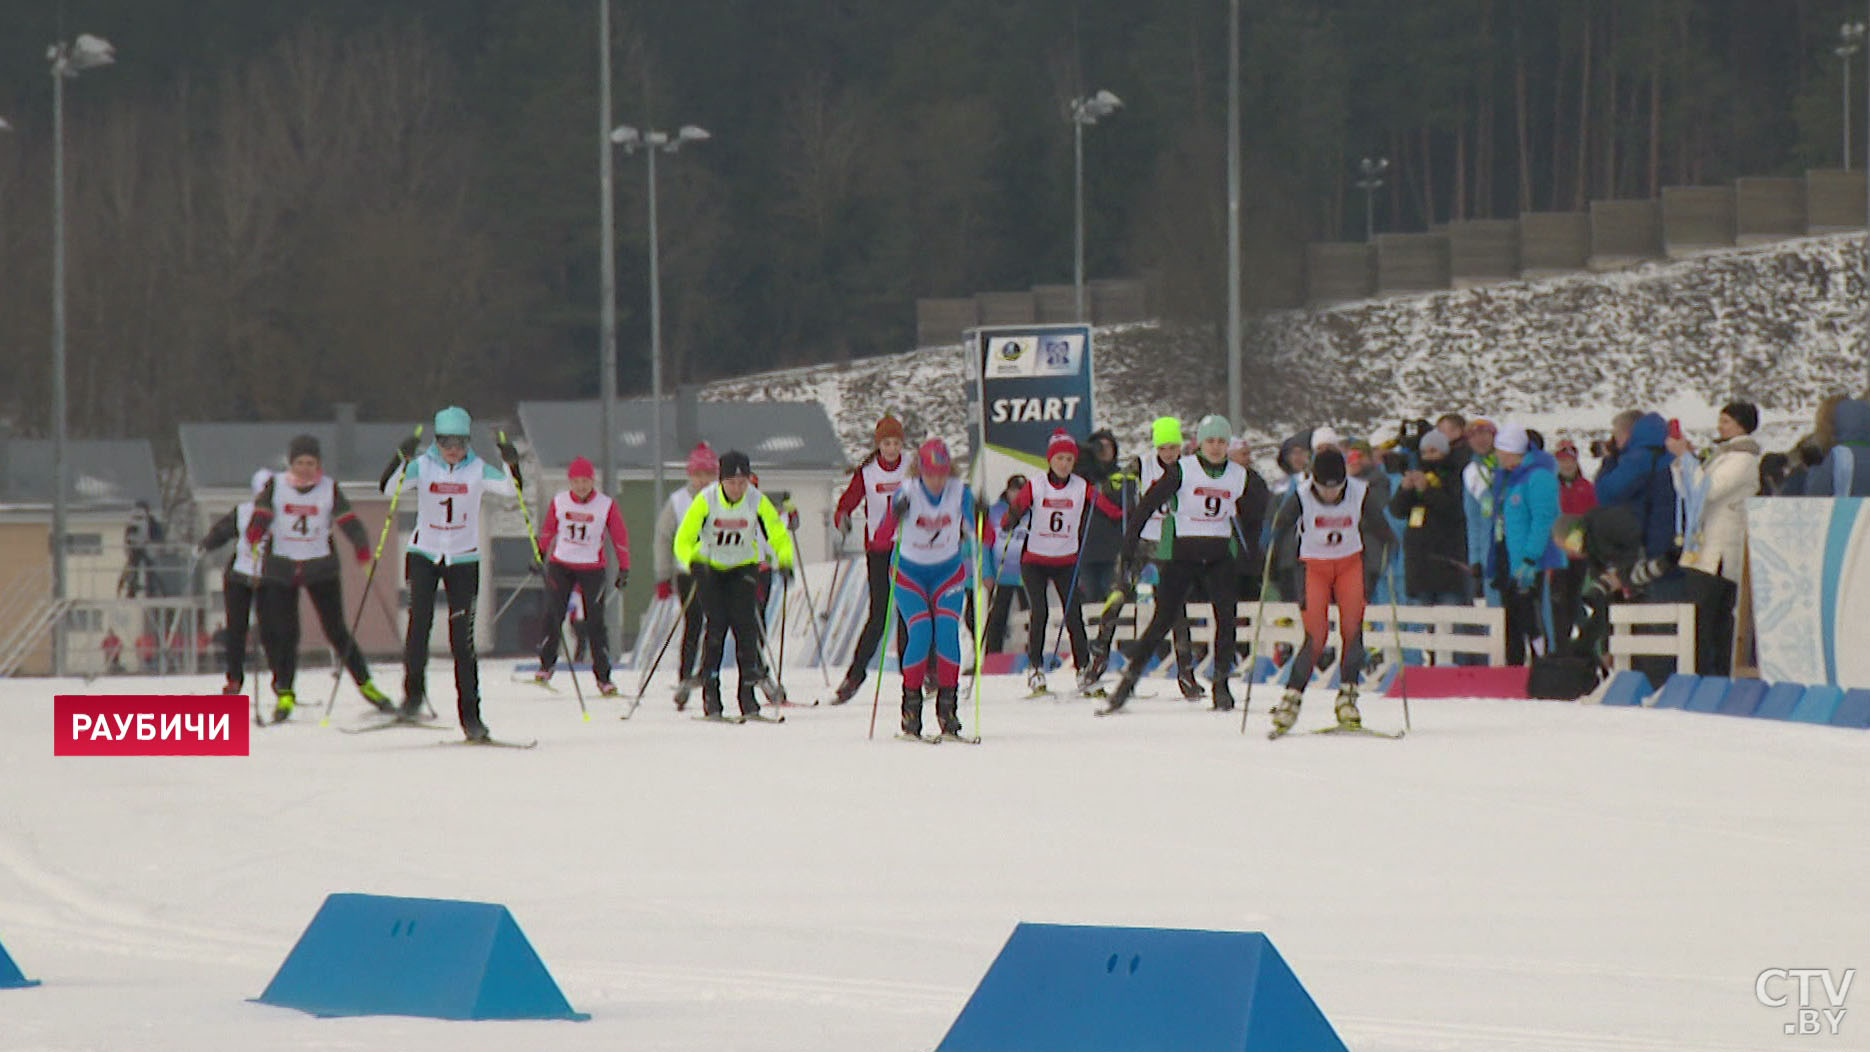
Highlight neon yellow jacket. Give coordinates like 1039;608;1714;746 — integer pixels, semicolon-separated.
673;482;795;571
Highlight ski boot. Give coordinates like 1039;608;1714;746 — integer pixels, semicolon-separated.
1267;689;1302;739
758;674;789;706
270;689;296;724
737;682;763;720
935;686;969;741
396;693;426;721
1177;666;1204;700
530;669;553;689
900;683;925;739
829;671;862;706
220;679;243;696
461;718;491;743
596;679;620;698
1096;669;1143;715
699;678;725;718
360;680;396;714
1210;677;1235;712
673;677;700;712
1333;685;1362;729
1025;668;1048;697
1080;647;1109;687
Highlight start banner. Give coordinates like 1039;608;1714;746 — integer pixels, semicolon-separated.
969;325;1095;497
1746;497;1870;688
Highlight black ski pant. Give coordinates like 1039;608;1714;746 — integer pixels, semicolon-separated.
1023;561;1090;671
1681;567;1738;676
1501;572;1550;666
538;562;612;683
699;564;763;715
222;576;261;687
844;549;905;683
403;555;482;727
675;572;706;680
1121;556;1238;682
1093;560;1196;674
981;581;1027;653
257;574;370;693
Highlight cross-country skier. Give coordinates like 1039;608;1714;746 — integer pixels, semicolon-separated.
872;439;991;740
673;450;796;720
828;414;910;704
655;443;718;710
245;435;395;723
1264;447;1397;737
1083;417;1205;699
1098;415;1265;714
378;407;521;741
1000;428;1124;695
532;455;629;695
198;467;273;695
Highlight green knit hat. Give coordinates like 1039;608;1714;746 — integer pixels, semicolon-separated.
1195;414;1231;442
1151;416;1183;447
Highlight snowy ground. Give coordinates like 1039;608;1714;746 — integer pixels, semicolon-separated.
1;669;1865;1051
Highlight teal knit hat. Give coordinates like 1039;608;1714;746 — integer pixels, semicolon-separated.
1195;414;1231;442
433;406;471;436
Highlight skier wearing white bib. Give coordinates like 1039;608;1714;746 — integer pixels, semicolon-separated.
379;407;520;741
533;455;630;695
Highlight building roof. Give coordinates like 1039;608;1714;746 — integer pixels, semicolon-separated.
179;420;505;491
517;399;846;470
0;438;162;510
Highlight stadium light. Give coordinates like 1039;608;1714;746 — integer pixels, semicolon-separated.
1069;89;1122;324
1839;22;1867;170
48;32;116;677
1227;0;1241;427
612;122;711;515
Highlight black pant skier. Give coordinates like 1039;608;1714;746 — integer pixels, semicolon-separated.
1021;562;1091;675
221;576;262;690
1107;557;1239;709
538;564;612;683
257;577;371;695
698;565;765;717
1087;564;1201;697
400;555;484;734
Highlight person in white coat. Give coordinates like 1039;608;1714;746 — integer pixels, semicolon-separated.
1667;401;1761;675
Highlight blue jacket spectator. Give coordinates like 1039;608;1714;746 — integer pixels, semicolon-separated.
1593;412;1678;558
1491;448;1567;579
1803;399;1870;497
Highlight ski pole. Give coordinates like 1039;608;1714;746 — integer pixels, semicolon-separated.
488;569;542;627
866;530;905;740
1047;502;1097;669
1239;541;1278;736
632;581;696;709
1387;551;1411;733
502;429;586;721
970;502;988;737
322;425;421;726
792;555;835;687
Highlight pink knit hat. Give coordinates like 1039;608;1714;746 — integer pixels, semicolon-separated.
687;442;719;474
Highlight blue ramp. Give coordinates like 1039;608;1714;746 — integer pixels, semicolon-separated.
1790;686;1844;725
255;894;587;1021
1716;680;1768;717
1598;671;1653;707
1831;689;1870;729
936;923;1347;1051
1754;683;1804;720
1651;674;1701;710
1684;677;1731;713
0;937;39;989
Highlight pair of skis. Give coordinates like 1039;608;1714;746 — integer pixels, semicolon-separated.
894;731;982;745
692;712;787;725
341;714;539;748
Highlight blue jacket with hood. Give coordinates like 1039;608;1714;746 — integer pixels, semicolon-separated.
1805;399;1870;497
1593;412;1678;558
1489;448;1567;578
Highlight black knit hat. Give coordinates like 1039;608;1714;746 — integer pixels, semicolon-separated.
287;434;321;462
1720;401;1759;434
718;450;752;479
1311;448;1347;485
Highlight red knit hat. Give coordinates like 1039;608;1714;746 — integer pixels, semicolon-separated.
1047;429;1078;460
687;442;719;474
567;456;595;479
875;414;904;443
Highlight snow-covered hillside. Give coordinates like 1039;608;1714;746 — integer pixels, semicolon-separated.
707;234;1870;465
4;671;1867;1050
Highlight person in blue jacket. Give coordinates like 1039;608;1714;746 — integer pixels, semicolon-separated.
1490;424;1567;665
1804;399;1870;496
1593;411;1678;560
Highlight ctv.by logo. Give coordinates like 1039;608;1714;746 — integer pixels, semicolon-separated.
1757;968;1853;1036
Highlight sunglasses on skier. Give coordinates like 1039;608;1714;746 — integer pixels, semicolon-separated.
436;435;468;451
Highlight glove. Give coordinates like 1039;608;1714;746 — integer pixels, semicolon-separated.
655;579;674;600
397;435;421;460
832;511;848;533
1512;561;1538;589
527;561;544;576
615;568;629;591
354;546;372;565
496;439;520;467
778;565;795;584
